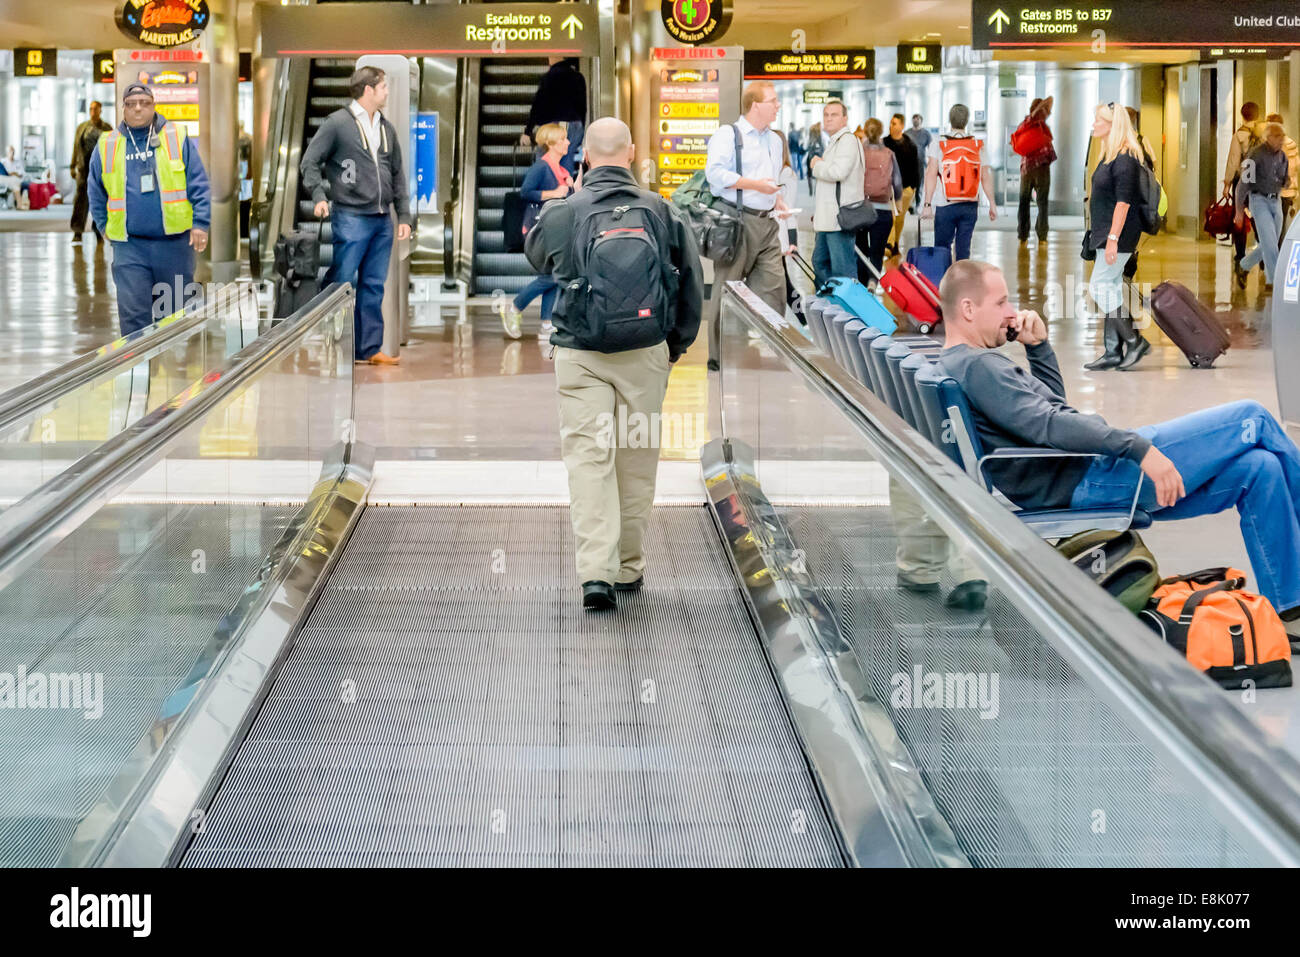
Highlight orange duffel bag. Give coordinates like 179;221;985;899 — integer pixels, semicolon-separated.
1139;568;1292;689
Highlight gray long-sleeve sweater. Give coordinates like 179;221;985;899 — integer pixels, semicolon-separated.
938;341;1151;509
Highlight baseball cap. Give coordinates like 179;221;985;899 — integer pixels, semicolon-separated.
122;83;154;102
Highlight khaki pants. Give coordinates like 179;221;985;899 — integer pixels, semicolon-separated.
888;187;915;251
890;477;980;585
555;341;672;584
704;211;786;363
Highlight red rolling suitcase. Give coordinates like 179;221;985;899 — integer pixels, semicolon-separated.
854;246;943;334
1148;280;1230;369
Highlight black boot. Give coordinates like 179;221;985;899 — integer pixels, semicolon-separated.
582;581;616;611
1084;311;1124;370
1115;311;1150;371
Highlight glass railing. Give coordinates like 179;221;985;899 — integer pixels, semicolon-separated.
0;284;264;511
718;281;1300;867
0;285;358;867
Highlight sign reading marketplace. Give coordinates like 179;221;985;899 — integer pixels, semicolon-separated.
117;0;211;48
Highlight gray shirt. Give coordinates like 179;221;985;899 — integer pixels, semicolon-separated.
938;341;1151;510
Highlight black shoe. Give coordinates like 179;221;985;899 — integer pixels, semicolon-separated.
1234;259;1248;289
582;580;616;611
614;577;643;592
1084;351;1123;371
707;358;720;372
946;579;988;611
897;573;940;594
1116;335;1150;370
71;233;83;245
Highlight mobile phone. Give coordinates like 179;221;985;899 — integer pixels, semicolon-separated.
1005;326;1019;342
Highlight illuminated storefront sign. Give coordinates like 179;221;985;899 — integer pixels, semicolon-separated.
660;0;732;46
650;47;739;199
117;0;211;48
743;49;873;81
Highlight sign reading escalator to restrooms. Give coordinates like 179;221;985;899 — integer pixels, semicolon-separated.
258;2;599;57
971;0;1300;50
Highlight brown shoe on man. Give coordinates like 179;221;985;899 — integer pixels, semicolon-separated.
368;352;401;365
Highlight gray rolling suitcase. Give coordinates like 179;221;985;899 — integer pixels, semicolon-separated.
1148;281;1230;369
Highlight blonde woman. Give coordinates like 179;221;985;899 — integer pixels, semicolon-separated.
1084;103;1149;371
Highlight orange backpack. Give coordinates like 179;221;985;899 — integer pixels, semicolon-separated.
938;136;983;201
1139;568;1292;689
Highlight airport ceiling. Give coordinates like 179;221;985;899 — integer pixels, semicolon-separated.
0;0;1187;64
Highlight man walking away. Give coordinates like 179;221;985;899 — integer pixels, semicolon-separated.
905;114;932;209
88;84;209;336
1267;113;1299;227
921;103;997;262
1013;96;1056;246
522;57;587;177
70;100;110;244
809;99;864;288
702;80;789;370
1222;101;1264;287
525;118;703;611
883;113;920;255
788;124;804;180
301;65;412;365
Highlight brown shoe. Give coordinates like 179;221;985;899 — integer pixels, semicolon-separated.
368;352;401;365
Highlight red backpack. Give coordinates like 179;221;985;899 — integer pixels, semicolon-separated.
1010;121;1051;157
862;144;895;204
939;136;982;201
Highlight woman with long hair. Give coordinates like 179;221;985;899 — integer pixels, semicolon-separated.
1084;103;1149;371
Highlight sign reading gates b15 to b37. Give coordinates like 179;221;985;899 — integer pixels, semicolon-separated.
971;0;1300;50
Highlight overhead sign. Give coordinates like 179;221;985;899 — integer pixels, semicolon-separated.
117;0;211;48
93;52;116;83
972;0;1300;49
897;43;941;74
802;89;843;105
743;49;873;80
649;46;740;199
258;2;599;57
660;0;732;46
13;49;56;77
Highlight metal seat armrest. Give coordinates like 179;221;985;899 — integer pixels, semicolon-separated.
978;448;1147;531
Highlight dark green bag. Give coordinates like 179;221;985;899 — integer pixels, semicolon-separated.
1055;529;1160;613
670;124;744;266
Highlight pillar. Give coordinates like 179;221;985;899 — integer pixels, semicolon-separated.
204;0;239;282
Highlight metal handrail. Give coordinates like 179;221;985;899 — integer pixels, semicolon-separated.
722;280;1300;865
0;284;256;434
0;284;353;596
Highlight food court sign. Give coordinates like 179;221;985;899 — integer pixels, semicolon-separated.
117;0;211;48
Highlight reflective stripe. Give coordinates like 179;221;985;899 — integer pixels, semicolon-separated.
106;199;126;210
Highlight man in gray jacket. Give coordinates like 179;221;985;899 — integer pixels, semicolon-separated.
301;64;411;364
937;259;1300;631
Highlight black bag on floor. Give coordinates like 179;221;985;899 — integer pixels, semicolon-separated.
503;144;533;253
273;229;321;319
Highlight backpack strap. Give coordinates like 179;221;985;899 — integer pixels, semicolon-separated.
1176;580;1242;624
733;122;744;211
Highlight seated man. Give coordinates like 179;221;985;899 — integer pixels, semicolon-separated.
936;259;1300;639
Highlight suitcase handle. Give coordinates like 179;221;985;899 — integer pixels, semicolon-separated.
789;249;817;284
853;243;885;282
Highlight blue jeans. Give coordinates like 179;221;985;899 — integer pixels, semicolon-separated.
514;274;558;320
110;234;196;336
933;201;978;261
329;208;394;360
813;229;857;287
1069;400;1300;612
1241;193;1284;282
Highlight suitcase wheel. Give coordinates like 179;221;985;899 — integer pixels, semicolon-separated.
918;322;933;334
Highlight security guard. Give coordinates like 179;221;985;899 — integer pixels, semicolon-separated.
89;83;210;335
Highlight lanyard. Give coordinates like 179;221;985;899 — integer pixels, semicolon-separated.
125;125;149;156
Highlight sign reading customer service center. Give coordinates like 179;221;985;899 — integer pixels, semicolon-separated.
257;2;599;57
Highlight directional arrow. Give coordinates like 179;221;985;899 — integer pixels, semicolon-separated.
561;14;583;38
987;8;1010;34
852;55;866;70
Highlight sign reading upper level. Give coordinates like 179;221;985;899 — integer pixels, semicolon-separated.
743;49;873;80
258;2;599;57
972;0;1300;50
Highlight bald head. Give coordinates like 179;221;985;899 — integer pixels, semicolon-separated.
584;117;634;169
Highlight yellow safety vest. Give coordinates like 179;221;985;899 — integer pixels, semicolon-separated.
97;121;192;241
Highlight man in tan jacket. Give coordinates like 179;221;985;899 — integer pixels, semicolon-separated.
808;99;864;287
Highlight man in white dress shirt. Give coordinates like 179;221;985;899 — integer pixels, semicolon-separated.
702;80;789;370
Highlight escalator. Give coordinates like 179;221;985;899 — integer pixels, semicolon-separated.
471;58;549;296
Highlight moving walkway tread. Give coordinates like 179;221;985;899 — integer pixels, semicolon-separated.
182;506;844;867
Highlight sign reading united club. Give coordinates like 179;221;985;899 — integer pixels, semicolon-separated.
117;0;211;48
661;0;732;46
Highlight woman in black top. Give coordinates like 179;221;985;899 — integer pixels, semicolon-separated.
1084;103;1150;371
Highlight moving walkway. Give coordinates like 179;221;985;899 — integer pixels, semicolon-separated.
3;284;1300;868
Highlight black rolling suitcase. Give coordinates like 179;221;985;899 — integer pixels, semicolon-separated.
502;144;533;253
273;228;322;319
1148;280;1230;368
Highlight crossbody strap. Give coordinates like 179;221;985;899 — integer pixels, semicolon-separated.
733;122;744;212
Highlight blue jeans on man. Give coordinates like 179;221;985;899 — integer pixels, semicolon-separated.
111;234;196;335
1241;193;1284;283
514;274;558;320
812;229;857;288
329;207;394;360
934;200;979;262
1068;400;1300;613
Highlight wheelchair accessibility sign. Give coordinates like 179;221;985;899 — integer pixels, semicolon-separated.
1286;242;1300;304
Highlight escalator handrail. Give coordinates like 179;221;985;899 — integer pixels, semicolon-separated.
0;284;353;595
721;280;1300;865
0;284;257;435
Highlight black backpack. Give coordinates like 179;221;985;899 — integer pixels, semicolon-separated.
548;188;680;353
